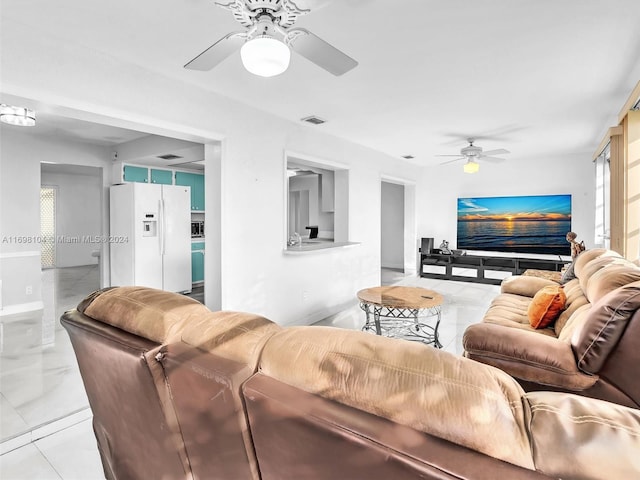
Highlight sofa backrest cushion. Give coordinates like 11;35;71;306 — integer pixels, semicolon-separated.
556;304;592;343
573;248;617;276
180;310;281;369
585;265;640;304
79;286;209;343
577;256;626;299
524;391;640;479
554;278;589;336
572;281;640;374
258;326;535;470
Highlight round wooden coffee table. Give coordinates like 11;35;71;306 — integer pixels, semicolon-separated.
357;286;443;348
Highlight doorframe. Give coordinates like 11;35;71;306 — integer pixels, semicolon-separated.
380;175;417;275
6;94;224;310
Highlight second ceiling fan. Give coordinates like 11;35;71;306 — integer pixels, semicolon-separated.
437;138;510;173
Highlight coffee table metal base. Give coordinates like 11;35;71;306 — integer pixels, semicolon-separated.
360;303;442;348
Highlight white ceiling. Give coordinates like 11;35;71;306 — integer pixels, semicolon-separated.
23;111;149;147
2;0;639;166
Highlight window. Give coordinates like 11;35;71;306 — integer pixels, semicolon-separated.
40;186;56;268
594;144;610;249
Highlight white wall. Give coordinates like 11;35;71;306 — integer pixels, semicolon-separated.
0;127;111;312
1;34;421;325
41;168;102;267
381;181;404;269
1;32;594;323
416;154;594;255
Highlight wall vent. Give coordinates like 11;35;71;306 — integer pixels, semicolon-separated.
157;154;183;160
301;116;326;125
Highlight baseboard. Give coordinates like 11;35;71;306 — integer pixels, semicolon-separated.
381;262;404;270
283;300;358;327
0;301;44;317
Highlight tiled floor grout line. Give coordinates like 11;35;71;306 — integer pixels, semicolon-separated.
1;408;92;456
32;442;64;480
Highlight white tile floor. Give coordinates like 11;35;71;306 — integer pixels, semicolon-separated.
0;267;499;479
1;267;98;445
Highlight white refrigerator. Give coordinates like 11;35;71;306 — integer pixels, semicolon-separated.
110;182;192;293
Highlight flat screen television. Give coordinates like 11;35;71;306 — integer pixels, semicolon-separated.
457;194;572;256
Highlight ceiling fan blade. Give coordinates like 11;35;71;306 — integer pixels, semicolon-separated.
480;148;510;156
481;156;507;163
287;28;358;76
439;157;466;165
435;154;464;157
184;32;246;71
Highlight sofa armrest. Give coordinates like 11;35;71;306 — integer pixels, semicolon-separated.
500;276;558;297
463;323;597;391
524;391;640;479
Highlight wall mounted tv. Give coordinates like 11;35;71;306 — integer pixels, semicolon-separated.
457;194;571;256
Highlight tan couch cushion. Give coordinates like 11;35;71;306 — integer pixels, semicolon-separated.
180;311;281;368
483;294;557;337
554;278;588;335
585;265;640;304
500;275;557;297
556;304;592;343
80;286;209;343
577;256;630;300
259;326;535;470
572;248;617;277
525;391;640;479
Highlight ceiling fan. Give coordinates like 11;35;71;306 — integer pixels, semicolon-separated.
437;138;510;173
184;0;358;77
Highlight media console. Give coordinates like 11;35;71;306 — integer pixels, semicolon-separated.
420;252;570;285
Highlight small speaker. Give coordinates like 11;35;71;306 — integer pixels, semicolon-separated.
421;237;434;254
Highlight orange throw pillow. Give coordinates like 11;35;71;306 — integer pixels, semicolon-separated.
528;285;566;329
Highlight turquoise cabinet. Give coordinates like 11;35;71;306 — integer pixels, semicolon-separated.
150;168;173;185
175;172;205;211
123;165;148;183
191;242;205;284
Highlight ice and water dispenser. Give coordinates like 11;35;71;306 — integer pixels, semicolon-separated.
142;213;157;237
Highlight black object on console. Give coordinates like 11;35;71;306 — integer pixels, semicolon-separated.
421;237;434;253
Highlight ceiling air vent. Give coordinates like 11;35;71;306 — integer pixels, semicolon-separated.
157;154;183;160
301;115;326;125
402;155;415;160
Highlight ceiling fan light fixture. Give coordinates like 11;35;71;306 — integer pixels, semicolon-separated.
463;160;480;174
240;35;291;77
1;104;36;127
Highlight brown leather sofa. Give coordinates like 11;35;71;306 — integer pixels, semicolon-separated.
463;248;640;408
61;286;281;480
61;286;640;480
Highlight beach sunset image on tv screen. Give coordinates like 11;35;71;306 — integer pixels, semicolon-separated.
457;194;572;255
